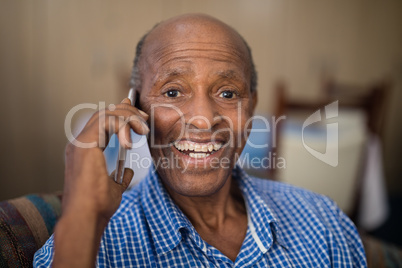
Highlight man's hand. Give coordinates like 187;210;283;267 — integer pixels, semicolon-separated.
53;97;149;267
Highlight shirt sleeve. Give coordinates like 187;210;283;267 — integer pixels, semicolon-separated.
336;205;367;267
321;196;367;267
33;234;55;268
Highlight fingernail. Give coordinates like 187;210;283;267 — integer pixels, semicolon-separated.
121;98;129;104
142;121;150;132
138;110;148;117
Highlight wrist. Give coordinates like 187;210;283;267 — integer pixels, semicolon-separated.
60;203;111;232
53;210;109;267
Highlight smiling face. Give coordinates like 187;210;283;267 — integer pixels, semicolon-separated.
137;15;257;197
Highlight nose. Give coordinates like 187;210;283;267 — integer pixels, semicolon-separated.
185;93;221;130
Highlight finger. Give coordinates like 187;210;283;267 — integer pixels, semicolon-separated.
119;99;148;120
137;109;149;121
121;93;149;121
114;104;149;121
106;116;147;151
109;115;148;137
76;104;149;149
117;123;131;149
121;168;134;191
121;97;131;105
126;115;149;136
85;99;148;129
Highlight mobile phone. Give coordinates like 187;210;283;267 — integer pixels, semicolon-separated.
114;88;135;184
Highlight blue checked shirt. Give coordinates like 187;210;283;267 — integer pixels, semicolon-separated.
34;166;367;267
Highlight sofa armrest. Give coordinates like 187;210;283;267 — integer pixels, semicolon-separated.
361;232;402;267
0;193;62;268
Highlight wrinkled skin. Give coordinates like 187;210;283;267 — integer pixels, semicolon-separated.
138;14;257;198
52;14;257;266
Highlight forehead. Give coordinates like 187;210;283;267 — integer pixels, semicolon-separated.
144;15;248;54
140;16;251;81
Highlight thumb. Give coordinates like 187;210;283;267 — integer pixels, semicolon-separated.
120;168;134;191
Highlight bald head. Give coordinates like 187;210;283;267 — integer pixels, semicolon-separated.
130;14;257;93
144;14;249;57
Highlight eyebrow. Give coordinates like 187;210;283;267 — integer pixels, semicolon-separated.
153;68;244;86
215;69;245;83
153;67;194;86
216;70;237;79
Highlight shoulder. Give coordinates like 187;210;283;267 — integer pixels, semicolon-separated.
251;176;334;205
248;176;366;266
248;176;342;223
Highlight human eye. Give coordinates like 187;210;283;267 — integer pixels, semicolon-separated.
219;90;238;99
164;89;182;98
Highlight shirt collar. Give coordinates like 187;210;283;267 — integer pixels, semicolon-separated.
140;165;288;256
233;165;289;251
140;166;193;256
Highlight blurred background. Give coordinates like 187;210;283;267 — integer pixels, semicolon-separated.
1;0;401;246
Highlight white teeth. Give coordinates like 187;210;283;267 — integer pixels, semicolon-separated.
189;153;210;158
194;144;201;151
208;144;213;152
174;141;223;154
214;144;222;151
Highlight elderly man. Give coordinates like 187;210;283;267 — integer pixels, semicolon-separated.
34;14;366;267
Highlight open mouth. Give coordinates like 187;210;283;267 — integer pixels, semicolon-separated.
173;140;223;159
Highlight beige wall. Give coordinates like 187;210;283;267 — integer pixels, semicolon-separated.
1;0;401;200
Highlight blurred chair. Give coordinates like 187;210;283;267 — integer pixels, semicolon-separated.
324;79;390;137
361;231;402;267
324;79;391;224
275;78;390;220
0;193;62;267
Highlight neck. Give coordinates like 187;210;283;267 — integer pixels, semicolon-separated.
165;176;246;230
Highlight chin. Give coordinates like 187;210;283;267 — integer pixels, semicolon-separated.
155;162;232;197
150;140;244;197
